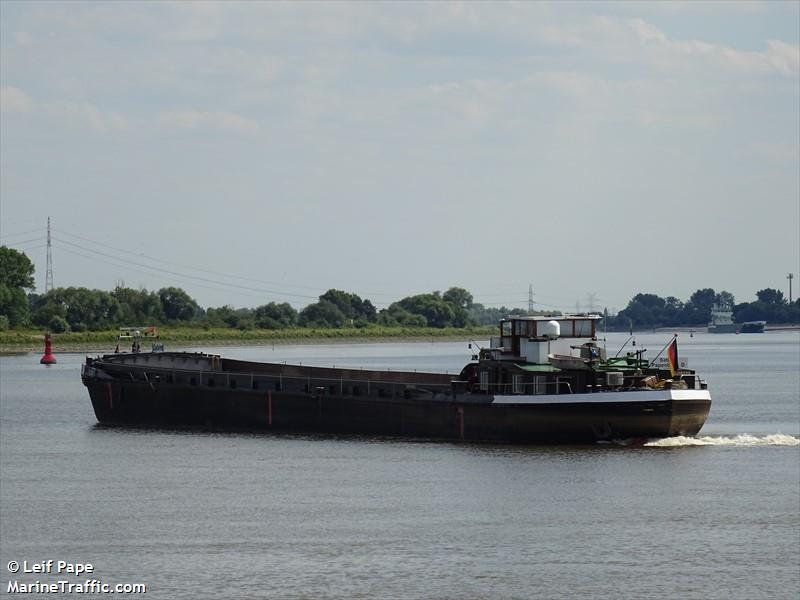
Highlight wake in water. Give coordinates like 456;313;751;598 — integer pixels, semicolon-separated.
644;434;800;447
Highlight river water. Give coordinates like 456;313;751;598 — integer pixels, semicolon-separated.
1;331;798;599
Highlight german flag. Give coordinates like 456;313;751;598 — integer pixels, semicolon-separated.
667;337;679;378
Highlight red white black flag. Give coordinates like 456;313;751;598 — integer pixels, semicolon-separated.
667;337;679;378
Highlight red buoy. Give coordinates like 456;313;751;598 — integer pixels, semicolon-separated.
40;333;57;364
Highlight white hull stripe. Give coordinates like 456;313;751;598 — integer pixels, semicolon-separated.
492;390;711;405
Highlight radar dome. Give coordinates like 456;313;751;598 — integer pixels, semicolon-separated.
540;320;560;340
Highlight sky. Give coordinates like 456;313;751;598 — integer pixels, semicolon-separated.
1;0;798;314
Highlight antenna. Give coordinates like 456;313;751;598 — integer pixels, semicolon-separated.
788;273;794;304
45;217;54;293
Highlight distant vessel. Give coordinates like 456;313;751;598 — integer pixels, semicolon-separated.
739;321;766;334
708;303;737;333
82;315;711;444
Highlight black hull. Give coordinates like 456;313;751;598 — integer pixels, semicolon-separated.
85;379;710;444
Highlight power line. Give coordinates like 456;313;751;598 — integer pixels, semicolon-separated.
51;227;561;302
54;243;270;302
1;236;45;246
53;227;334;294
0;227;45;242
53;236;320;300
28;226;592;310
6;243;46;252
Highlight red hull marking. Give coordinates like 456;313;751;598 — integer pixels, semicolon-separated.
267;391;273;426
106;383;113;409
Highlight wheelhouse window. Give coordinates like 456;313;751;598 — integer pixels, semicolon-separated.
512;374;524;394
533;376;546;395
514;321;532;337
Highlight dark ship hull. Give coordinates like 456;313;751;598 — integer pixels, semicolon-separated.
739;321;766;333
82;352;711;444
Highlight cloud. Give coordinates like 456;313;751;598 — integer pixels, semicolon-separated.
44;101;130;133
608;0;767;16
627;18;799;77
1;86;132;133
1;86;33;112
157;110;259;135
766;40;800;76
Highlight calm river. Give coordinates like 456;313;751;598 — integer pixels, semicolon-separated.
1;331;798;599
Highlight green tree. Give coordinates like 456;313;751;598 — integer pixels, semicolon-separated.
615;293;668;328
0;284;30;327
158;287;200;322
441;287;474;327
254;302;297;329
32;287;120;331
318;289;377;325
0;247;36;327
734;289;798;324
298;300;347;328
391;292;469;328
203;305;254;329
717;291;736;308
755;288;785;305
0;246;35;289
112;286;164;324
377;305;428;327
682;288;717;325
468;304;541;326
442;287;473;309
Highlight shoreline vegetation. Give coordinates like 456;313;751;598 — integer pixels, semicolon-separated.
0;325;497;353
2;247;798;351
4;323;798;355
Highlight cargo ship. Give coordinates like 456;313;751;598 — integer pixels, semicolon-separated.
739;320;766;334
708;302;737;333
81;315;711;444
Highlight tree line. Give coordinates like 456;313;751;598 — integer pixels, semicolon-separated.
1;246;798;332
607;288;800;329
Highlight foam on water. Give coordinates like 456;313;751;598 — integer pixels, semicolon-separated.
644;434;800;447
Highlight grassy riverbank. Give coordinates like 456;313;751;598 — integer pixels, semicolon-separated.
0;325;496;353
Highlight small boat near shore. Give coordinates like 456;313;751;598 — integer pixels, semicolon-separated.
81;315;711;444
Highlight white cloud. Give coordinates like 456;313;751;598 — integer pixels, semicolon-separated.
45;101;130;133
157;110;259;135
627;18;799;77
0;86;33;112
628;18;667;45
1;86;133;132
766;40;800;76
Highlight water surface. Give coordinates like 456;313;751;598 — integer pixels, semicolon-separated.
1;331;798;599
